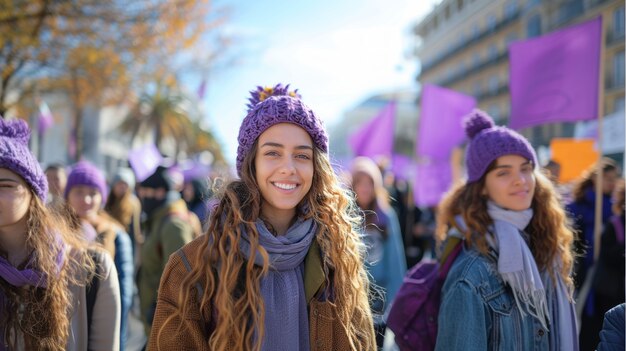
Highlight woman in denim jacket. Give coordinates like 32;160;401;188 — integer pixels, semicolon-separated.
435;110;578;351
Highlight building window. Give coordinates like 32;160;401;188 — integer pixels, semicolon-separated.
505;0;518;19
487;15;497;31
489;75;499;94
614;6;625;37
527;14;542;38
472;52;481;68
473;81;482;96
489;104;501;120
613;51;624;87
615;97;625;112
505;31;518;45
488;44;498;61
472;24;480;39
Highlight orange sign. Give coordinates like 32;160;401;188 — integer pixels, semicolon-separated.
550;138;599;183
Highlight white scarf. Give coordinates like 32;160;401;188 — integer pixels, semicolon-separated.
486;201;578;351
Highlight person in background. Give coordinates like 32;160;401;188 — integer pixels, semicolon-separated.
182;177;212;226
137;165;198;339
579;179;625;350
65;161;134;351
597;303;625;351
350;156;407;349
45;163;67;206
105;167;143;259
148;84;376;351
435;110;577;350
0;118;120;350
542;159;561;184
566;157;620;291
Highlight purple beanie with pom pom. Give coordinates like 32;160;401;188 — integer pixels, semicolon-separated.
464;109;537;183
236;84;328;176
0;118;48;201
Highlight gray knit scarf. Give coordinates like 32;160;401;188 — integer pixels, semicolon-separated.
239;217;316;351
486;201;577;351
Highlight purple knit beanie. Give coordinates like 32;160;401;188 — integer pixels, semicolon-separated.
464;109;537;183
236;84;328;176
64;161;108;202
0;118;48;201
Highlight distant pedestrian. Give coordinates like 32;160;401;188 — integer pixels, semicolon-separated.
0;118;120;350
65;161;134;351
148;84;376;350
350;156;406;348
434;110;578;350
105;167;143;258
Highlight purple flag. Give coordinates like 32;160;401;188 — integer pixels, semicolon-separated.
128;144;164;182
390;154;416;181
509;17;601;130
414;160;452;207
348;101;396;158
38;101;54;136
417;85;476;160
197;79;207;100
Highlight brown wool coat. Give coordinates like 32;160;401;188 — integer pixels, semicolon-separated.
147;235;374;351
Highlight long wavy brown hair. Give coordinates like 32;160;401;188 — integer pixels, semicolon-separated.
0;193;94;350
104;188;135;229
571;157;619;201
156;142;375;351
436;162;575;288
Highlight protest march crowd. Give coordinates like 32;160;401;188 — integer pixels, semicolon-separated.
0;81;622;351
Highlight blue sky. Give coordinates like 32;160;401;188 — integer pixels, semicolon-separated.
198;0;441;164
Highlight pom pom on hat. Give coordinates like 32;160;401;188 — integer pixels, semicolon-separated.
0;118;48;201
463;109;537;183
236;83;328;176
464;110;495;139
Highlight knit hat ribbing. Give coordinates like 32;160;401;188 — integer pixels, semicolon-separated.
236;84;328;176
464;110;537;182
0;118;48;201
64;161;108;202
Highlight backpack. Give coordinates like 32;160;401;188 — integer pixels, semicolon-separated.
386;237;462;351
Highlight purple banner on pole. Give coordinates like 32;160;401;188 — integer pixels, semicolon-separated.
128;144;163;182
509;17;601;130
38;101;54;136
348;101;396;159
414;160;452;207
417;85;476;160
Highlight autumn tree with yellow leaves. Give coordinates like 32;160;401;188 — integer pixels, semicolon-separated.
0;0;228;160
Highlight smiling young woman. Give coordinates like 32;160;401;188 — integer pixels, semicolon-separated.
432;110;578;351
148;84;376;351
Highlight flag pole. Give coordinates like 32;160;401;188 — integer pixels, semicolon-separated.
593;14;606;261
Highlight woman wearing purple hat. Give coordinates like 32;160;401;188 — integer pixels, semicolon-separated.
434;110;578;350
65;161;134;351
0;118;120;350
148;84;376;350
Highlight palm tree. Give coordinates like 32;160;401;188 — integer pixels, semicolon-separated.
119;84;196;158
119;83;225;163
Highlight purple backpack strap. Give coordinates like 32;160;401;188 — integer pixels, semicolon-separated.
610;216;624;244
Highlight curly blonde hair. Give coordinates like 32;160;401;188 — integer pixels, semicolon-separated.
436;163;575;288
0;194;94;350
156;143;375;351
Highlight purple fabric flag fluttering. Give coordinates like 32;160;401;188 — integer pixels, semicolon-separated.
128;144;164;182
509;17;602;130
37;101;54;136
417;85;476;161
197;79;207;100
414;160;452;207
348;101;396;159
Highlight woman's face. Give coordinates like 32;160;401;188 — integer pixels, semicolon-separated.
484;155;536;211
352;172;375;209
112;181;129;198
601;169;619;195
67;185;102;220
0;168;32;233
254;123;314;220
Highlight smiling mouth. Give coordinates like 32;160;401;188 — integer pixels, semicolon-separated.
273;182;298;190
